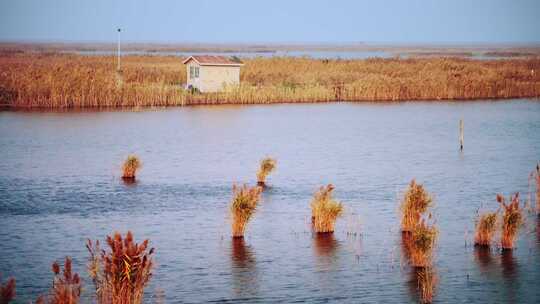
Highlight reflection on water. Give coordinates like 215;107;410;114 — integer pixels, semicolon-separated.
474;246;493;273
500;250;518;280
313;233;341;273
406;266;438;303
230;238;258;297
121;177;137;186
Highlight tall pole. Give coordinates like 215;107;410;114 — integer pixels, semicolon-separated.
117;28;121;72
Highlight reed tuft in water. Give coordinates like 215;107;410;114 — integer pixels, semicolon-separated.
0;277;16;304
401;180;433;232
256;157;276;187
122;155;141;179
409;219;438;268
474;212;498;247
35;257;81;304
86;231;154;304
311;184;343;233
498;193;523;250
230;184;262;238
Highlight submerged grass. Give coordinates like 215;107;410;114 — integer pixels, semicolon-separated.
310;184;343;233
86;231;154;304
122;155;141;179
474;212;498;247
0;277;15;304
401;180;433;232
417;267;437;304
230;184;262;238
1;53;539;108
256;157;276;187
498;193;523;250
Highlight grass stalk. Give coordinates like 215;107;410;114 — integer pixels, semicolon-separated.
409;219;438;268
122;155;141;179
401;180;433;232
474;212;498;247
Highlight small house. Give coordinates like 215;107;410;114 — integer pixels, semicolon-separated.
182;55;244;93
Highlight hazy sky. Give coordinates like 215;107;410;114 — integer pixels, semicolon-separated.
0;0;539;43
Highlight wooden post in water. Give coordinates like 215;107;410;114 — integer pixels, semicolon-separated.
459;119;464;151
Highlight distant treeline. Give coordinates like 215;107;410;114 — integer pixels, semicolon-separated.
0;53;539;108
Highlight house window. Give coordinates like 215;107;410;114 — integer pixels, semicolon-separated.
190;66;199;79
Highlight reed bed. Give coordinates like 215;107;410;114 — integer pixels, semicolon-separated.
474;212;498;247
497;193;523;250
122;155;141;179
409;219;438;268
86;231;154;304
230;184;262;238
400;180;433;232
1;53;539;108
0;277;15;304
310;184;343;233
256;157;276;187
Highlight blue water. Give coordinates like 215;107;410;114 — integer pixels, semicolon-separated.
1;100;539;303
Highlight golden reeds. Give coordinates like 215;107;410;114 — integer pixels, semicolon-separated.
122;155;141;179
230;184;262;238
497;193;523;250
256;157;276;187
1;53;539;108
0;277;15;304
310;184;343;233
409;219;438;268
401;180;433;232
474;212;498;247
86;231;154;304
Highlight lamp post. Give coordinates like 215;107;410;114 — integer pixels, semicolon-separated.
117;28;121;72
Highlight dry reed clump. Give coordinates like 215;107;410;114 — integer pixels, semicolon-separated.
0;277;16;304
474;212;498;247
35;257;81;304
230;184;262;238
122;155;141;179
416;267;437;304
1;53;539;108
497;193;523;250
401;180;433;232
409;219;438;268
310;184;344;233
256;157;276;187
86;231;154;304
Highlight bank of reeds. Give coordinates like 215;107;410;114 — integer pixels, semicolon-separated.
122;155;141;179
310;184;343;233
35;257;81;304
409;219;438;268
1;53;539;108
401;180;433;232
230;184;262;238
256;157;276;187
86;231;154;304
497;193;523;250
474;212;498;247
0;277;15;304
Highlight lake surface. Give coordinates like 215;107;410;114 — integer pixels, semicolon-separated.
1;100;540;303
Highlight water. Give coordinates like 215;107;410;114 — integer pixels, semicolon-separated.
1;100;540;303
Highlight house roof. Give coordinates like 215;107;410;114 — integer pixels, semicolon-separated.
182;55;244;66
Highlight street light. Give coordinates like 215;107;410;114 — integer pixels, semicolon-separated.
117;28;121;72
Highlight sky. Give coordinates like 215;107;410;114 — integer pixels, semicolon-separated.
0;0;539;44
